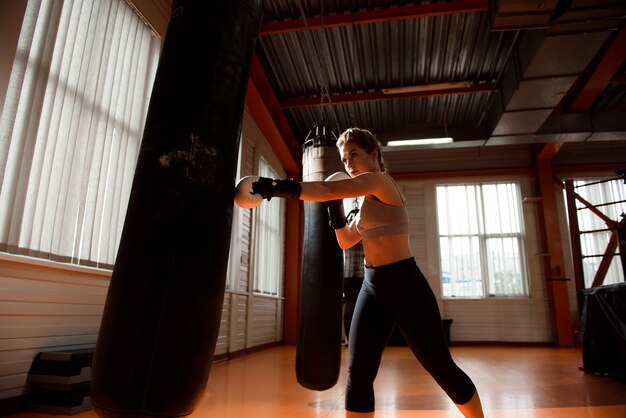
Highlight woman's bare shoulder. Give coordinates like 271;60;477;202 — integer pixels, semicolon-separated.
355;172;402;204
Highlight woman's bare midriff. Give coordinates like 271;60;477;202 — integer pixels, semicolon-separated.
361;233;413;267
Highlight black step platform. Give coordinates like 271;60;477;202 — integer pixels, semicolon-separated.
28;349;94;415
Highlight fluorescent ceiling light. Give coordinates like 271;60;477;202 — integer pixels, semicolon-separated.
387;137;453;147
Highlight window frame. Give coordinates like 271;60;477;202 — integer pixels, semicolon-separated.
435;181;530;299
568;176;626;287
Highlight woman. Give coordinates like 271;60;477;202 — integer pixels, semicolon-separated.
252;128;485;417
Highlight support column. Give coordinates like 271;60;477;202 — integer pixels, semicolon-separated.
536;143;574;347
564;180;585;314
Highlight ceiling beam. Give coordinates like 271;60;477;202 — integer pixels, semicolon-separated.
279;82;495;109
569;23;626;112
392;167;534;181
259;0;488;36
246;54;302;175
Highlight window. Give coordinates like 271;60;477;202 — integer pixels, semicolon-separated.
436;183;529;298
571;177;625;287
0;0;160;268
252;157;285;296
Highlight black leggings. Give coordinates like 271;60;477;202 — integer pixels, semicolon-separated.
345;258;476;412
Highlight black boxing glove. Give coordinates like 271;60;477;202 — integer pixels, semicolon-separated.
325;199;347;229
251;177;302;201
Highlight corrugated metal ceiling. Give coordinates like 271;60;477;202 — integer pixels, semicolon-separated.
254;0;626;150
257;1;515;141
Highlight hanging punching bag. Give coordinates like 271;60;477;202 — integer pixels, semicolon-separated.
296;125;345;390
90;1;263;417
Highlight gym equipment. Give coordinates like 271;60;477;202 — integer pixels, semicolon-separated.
324;172;350;229
582;283;626;382
234;175;262;209
251;177;302;200
90;1;264;417
296;126;344;391
326;171;350;182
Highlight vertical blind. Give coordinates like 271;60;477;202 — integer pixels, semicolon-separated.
253;157;285;296
0;0;160;268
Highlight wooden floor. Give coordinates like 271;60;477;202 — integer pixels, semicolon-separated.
8;345;626;418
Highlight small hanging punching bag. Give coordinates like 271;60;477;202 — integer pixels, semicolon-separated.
90;1;263;417
296;124;345;390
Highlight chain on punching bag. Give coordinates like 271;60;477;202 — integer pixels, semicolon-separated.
90;1;264;416
296;124;345;390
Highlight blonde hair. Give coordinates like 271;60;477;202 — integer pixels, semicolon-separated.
336;127;387;173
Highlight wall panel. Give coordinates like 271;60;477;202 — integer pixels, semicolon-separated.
247;297;280;348
0;254;109;399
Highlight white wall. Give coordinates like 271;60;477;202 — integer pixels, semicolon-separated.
400;174;555;343
0;254;110;400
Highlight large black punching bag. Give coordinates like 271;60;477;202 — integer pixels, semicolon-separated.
296;125;345;390
90;1;264;417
